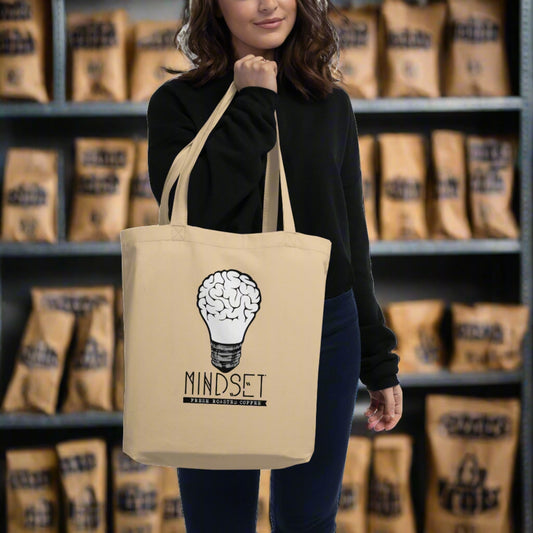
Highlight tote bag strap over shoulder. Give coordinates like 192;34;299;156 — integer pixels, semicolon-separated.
158;80;295;233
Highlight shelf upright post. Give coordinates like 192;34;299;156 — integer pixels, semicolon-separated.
52;0;67;103
520;0;533;531
0;258;3;389
57;148;67;241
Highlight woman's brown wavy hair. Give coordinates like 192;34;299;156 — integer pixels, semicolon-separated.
168;0;345;101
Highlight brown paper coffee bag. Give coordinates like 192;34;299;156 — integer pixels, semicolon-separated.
69;138;136;241
466;136;519;239
430;131;471;240
359;135;378;241
2;148;58;242
114;287;124;411
128;139;159;228
67;9;128;102
450;303;493;372
336;436;371;533
161;467;186;533
386;300;445;373
257;470;271;533
30;286;115;411
445;0;510;97
0;0;49;102
6;448;60;532
130;21;192;102
483;303;529;371
56;439;107;533
425;395;520;533
381;0;446;98
330;7;378;99
379;134;428;240
369;434;416;533
62;292;115;413
113;447;163;533
2;308;75;414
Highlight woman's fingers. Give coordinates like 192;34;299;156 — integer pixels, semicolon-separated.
367;386;402;432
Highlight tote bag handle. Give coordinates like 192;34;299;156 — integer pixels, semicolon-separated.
158;81;295;233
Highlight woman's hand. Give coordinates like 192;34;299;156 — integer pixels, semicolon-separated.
234;54;278;93
365;384;403;432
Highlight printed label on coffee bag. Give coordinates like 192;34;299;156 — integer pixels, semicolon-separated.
69;21;117;49
0;1;32;21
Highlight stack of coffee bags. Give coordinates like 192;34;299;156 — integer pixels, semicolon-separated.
3;286;115;414
1;284;135;415
450;303;529;372
386;300;445;373
5;441;188;532
378;133;428;240
1;147;58;242
67;9;128;102
6;448;60;531
336;436;371;533
113;449;186;531
329;6;379;99
69;138;136;241
380;0;446;98
130;21;192;102
56;439;108;532
113;447;164;532
445;0;510;97
429;131;471;239
426;395;520;532
2;306;75;414
369;435;416;532
0;0;49;102
467;135;518;239
31;287;115;413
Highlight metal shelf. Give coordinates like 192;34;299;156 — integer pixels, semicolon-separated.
0;371;520;429
391;370;522;388
0;411;123;429
350;96;522;113
357;370;522;392
0;97;523;118
370;239;521;255
0;241;121;257
0;101;149;118
0;239;520;258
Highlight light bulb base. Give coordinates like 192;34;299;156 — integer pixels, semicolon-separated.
210;341;242;373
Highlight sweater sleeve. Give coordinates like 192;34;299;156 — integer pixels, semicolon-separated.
147;81;278;232
340;94;400;392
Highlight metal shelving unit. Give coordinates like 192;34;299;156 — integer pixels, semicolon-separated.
0;0;531;531
0;96;524;118
0;238;522;257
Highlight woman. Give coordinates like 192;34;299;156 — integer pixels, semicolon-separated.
147;0;403;530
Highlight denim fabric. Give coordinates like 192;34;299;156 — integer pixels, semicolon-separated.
177;288;362;533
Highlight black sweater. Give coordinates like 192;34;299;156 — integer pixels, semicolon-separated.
146;69;400;391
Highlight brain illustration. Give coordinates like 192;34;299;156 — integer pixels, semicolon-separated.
197;270;261;345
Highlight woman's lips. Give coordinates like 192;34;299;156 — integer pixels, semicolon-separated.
254;19;283;29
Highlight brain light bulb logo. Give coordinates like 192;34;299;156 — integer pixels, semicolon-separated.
197;270;261;373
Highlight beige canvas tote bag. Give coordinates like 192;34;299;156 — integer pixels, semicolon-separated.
120;80;332;470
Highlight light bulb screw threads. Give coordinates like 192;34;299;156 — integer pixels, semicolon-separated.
210;340;242;373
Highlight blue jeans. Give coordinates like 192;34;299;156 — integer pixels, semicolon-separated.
177;288;362;533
